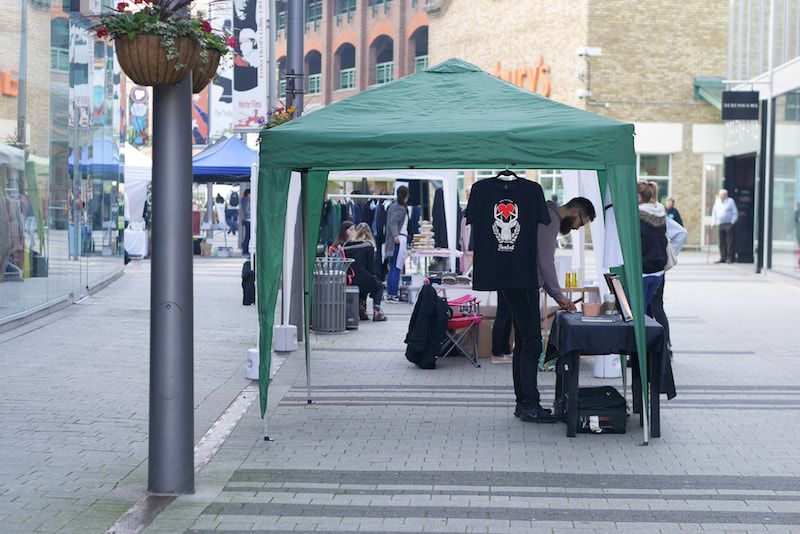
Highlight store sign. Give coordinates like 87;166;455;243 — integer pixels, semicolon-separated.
493;56;552;97
0;69;19;97
721;91;759;120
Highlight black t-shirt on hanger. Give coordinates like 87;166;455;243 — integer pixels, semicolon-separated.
464;177;550;291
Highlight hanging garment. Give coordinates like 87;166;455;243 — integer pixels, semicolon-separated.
464;178;550;291
404;284;449;370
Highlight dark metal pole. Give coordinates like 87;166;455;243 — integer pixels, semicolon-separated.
17;0;27;146
287;0;305;340
148;75;194;495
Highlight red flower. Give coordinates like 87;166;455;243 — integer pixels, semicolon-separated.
96;26;109;38
116;2;129;11
200;20;212;33
133;0;144;3
226;36;238;48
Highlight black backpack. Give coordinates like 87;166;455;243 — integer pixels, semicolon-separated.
241;260;255;305
229;191;240;207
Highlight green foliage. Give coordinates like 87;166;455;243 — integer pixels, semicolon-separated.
92;0;231;70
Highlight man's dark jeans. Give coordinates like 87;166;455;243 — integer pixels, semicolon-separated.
492;296;513;356
499;288;542;409
242;220;251;255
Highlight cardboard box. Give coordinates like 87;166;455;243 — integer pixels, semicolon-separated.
477;318;494;358
481;305;498;319
200;242;213;257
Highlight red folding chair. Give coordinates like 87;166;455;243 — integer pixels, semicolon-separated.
438;295;482;367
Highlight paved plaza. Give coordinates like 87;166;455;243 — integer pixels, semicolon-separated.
2;253;800;533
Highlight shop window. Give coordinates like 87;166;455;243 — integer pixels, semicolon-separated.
375;61;393;85
339;67;355;90
637;154;671;204
538;169;563;204
771;90;800;274
414;55;428;73
307;73;321;95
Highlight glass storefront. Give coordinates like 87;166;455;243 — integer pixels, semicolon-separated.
0;1;124;323
771;91;800;275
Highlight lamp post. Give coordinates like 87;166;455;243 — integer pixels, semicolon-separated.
148;47;195;495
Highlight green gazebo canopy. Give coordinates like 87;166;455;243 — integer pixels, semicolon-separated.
257;58;649;438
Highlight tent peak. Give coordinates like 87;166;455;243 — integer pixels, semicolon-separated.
427;58;483;73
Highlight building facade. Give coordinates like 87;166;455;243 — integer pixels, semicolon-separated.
725;0;800;277
427;0;729;246
0;0;125;328
274;0;430;111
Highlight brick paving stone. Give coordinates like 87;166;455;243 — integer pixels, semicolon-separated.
0;258;260;532
7;253;800;533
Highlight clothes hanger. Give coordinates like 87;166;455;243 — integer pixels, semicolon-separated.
493;167;519;181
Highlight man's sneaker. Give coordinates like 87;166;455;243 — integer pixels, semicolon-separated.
515;404;551;418
519;406;557;423
491;354;512;364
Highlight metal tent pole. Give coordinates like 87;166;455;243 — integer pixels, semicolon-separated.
301;175;313;404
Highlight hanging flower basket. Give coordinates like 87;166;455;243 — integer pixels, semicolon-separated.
92;1;233;88
192;49;221;93
116;34;200;86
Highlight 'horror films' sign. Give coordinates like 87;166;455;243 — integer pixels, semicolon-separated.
721;91;759;120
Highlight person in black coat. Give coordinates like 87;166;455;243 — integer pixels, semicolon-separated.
343;223;387;321
638;182;668;310
665;197;683;226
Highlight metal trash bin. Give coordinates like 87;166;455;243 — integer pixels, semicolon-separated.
345;286;361;330
312;257;353;333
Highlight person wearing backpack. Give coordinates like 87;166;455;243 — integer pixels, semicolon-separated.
226;189;240;235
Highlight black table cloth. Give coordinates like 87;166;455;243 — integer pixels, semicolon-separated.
545;312;676;439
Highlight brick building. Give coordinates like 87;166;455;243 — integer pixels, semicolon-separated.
0;0;53;158
427;0;729;246
274;0;430;110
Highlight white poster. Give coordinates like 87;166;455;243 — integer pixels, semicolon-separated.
209;0;233;140
232;0;269;130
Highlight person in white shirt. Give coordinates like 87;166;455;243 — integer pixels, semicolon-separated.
711;189;738;263
645;182;687;355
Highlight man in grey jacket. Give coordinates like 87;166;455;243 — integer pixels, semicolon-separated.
492;197;595;365
385;186;409;299
537;197;596;309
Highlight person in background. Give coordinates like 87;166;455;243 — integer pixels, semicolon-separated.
711;189;738;263
344;223;387;322
646;182;687;356
384;185;409;301
329;221;354;256
638;182;668;309
226;189;240;235
795;202;800;267
240;189;251;256
214;193;227;231
665;197;683;226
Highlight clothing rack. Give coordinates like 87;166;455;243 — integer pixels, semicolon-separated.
326;193;395;200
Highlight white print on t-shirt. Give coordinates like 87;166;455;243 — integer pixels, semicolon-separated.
492;199;520;252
